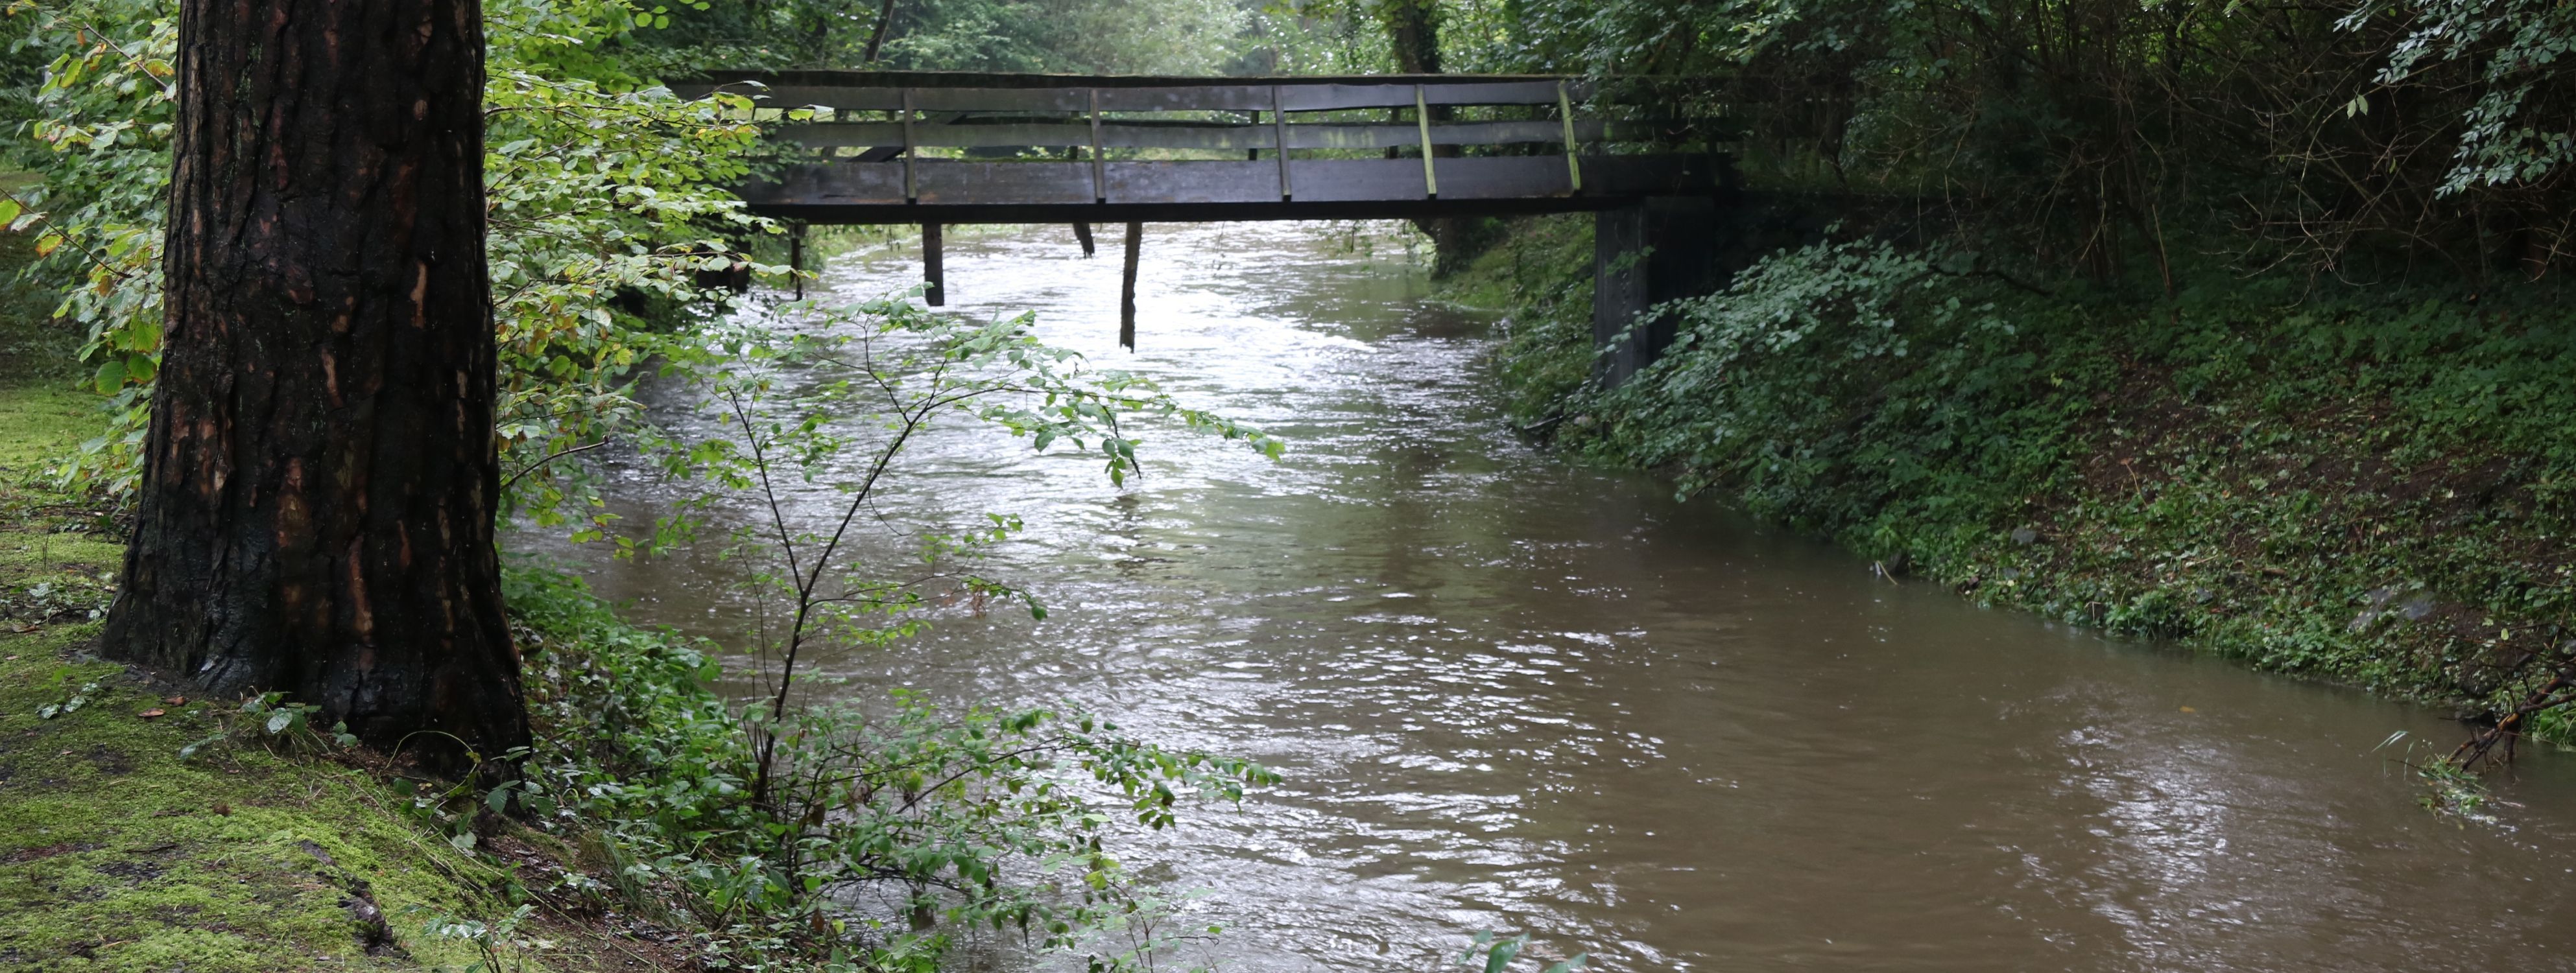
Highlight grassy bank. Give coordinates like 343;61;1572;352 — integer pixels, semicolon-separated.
0;379;702;969
1468;215;2576;739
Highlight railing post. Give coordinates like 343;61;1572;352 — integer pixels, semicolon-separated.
1270;85;1293;202
1088;89;1106;204
1413;84;1438;199
900;88;918;203
1558;81;1583;193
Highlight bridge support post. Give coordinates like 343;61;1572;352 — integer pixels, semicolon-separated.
1592;205;1649;386
789;222;805;300
1592;196;1719;387
1119;222;1142;350
922;222;944;306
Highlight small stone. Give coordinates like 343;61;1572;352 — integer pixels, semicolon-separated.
2398;594;2437;621
2010;527;2039;546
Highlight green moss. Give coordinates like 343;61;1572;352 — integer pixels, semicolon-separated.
0;626;512;970
0;372;663;972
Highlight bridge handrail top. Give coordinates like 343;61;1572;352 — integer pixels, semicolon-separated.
671;69;1720;89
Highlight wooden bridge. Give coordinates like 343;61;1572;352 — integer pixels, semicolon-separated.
673;71;1735;382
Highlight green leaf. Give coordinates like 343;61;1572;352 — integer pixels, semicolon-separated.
178;734;222;760
265;709;294;735
0;199;19;227
449;832;477;852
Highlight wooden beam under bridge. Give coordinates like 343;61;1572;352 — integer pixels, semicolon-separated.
733;156;1723;225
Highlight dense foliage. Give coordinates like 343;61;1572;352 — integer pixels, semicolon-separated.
6;0;782;521
1441;0;2574;282
638;0;1253;75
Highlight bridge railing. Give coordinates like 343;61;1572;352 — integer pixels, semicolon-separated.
669;71;1724;221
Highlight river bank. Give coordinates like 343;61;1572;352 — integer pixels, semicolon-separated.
0;371;706;968
1464;213;2576;744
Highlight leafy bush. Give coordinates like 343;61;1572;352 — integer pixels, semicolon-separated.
508;563;1277;971
5;0;781;515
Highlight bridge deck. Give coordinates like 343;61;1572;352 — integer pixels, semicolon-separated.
739;155;1724;224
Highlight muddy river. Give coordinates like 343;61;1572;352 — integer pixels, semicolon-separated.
541;221;2576;972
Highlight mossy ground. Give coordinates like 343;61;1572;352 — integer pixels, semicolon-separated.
3;627;483;971
0;416;701;973
0;220;686;972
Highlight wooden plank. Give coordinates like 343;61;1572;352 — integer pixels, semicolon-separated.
730;154;1723;221
915;161;1095;205
1414;86;1437;198
676;69;1592;91
772;119;1646;152
671;69;1599;102
1103;160;1278;205
703;84;1584;112
1275;81;1573;111
1558;82;1582;192
748;162;907;205
751;198;1634;224
1270;85;1291;199
1088;89;1104;202
899;88;917;201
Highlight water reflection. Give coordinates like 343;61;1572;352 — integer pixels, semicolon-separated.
531;222;2576;972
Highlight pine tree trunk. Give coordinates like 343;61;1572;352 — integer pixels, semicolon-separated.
105;0;529;773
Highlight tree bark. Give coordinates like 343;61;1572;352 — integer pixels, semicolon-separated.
1383;0;1442;75
1382;0;1484;274
106;0;529;774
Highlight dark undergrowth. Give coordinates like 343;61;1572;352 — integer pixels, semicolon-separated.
1466;213;2576;742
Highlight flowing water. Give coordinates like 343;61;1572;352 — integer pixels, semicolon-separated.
542;222;2576;972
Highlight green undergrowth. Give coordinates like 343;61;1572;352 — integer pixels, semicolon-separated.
0;377;690;969
0;628;499;971
1470;217;2576;739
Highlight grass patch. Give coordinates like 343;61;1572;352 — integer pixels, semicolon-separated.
1;626;484;970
